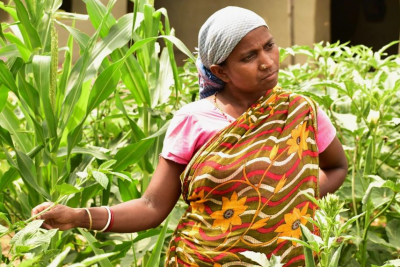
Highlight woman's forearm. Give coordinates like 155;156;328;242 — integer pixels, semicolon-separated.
74;197;165;233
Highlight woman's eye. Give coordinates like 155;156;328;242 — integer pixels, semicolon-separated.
244;54;255;61
265;43;275;50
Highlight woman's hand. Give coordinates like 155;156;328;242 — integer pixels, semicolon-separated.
31;202;80;230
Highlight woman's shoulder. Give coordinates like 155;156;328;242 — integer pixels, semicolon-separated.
175;98;216;118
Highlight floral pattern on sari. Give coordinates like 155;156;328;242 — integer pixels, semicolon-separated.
166;88;319;267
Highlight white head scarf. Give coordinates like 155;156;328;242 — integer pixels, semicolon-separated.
197;6;268;98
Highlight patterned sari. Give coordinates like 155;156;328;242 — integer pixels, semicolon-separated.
166;88;319;267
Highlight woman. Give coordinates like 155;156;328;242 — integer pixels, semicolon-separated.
32;6;347;267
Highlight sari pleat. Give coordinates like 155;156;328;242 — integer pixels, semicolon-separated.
166;88;319;267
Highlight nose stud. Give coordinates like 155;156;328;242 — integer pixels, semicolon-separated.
260;64;267;70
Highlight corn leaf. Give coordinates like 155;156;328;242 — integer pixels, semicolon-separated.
0;60;19;94
32;55;57;138
0;105;32;152
112;139;154;172
66;13;140;93
86;0;117;38
0;85;8;114
15;149;50;199
60;0;116;138
86;60;122;114
152;47;173;107
13;0;42;50
55;21;90;51
3;32;31;62
57;146;111;160
0;44;20;58
17;73;40;115
145;215;171;267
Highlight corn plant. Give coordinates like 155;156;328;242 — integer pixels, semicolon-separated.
0;0;194;265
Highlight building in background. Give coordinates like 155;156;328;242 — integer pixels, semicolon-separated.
1;0;399;65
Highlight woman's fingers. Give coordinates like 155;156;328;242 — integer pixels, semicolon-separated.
31;202;53;218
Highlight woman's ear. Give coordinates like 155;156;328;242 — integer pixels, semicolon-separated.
210;64;230;83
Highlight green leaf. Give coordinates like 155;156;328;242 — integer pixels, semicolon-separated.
112;139;155;172
57;146;111;160
114;93;145;141
0;105;32;152
0;125;13;148
99;160;117;170
0;168;19;193
386;219;400;249
109;171;131;181
338;212;365;234
145;215;171;267
3;33;31;62
55;21;90;51
15;149;51;199
381;180;400;193
118;179;139;202
86;0;117;38
0;60;19;94
78;229;113;267
328;244;343;267
0;224;8;234
55;183;82;197
0;85;8;115
0;145;43;192
86;60;122;113
18;73;40;115
300;225;316;267
0;44;21;58
32;55;57;138
13;0;42;49
239;251;269;266
69;252;117;267
92;171;109;189
48;247;71;267
0;212;11;227
66;13;140;93
143;120;170;140
0;22;6;42
152;47;173;108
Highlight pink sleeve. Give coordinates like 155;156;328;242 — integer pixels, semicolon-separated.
160;113;203;165
316;107;336;153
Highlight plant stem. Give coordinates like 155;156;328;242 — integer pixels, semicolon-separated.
352;137;360;237
360;193;396;267
376;145;400;171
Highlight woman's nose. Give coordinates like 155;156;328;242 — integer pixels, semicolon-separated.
259;52;274;70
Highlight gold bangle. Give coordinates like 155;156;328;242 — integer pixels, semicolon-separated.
84;208;92;231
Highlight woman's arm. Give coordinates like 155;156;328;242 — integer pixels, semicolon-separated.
32;157;186;232
318;136;348;197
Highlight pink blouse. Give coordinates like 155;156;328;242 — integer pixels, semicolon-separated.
161;99;336;165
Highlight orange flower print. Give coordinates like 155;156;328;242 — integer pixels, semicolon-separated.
210;192;248;233
189;190;206;213
275;202;310;246
213;263;222;267
286;122;309;159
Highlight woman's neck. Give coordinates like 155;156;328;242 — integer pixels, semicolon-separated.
215;88;272;118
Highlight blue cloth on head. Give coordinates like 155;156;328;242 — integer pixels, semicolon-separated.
196;57;225;99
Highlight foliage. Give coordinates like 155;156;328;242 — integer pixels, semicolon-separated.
0;0;399;265
0;0;192;265
279;41;400;266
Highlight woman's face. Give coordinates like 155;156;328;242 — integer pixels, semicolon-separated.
213;26;280;94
